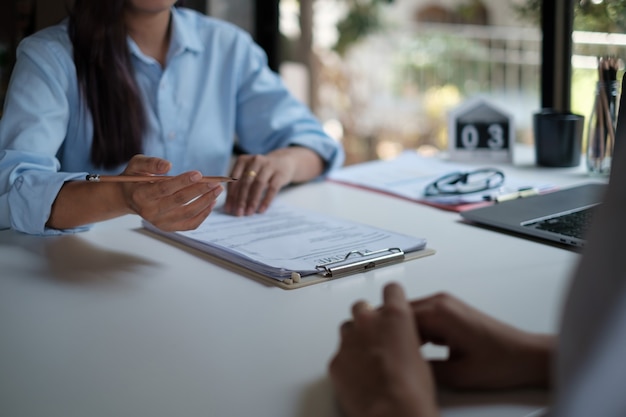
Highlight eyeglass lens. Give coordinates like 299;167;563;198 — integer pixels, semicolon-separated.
436;169;504;194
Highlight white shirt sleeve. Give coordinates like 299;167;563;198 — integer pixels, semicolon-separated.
549;125;626;416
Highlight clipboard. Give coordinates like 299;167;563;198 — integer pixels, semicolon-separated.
142;229;436;289
141;201;435;290
276;247;436;289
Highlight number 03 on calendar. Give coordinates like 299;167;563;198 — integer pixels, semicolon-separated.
447;97;514;163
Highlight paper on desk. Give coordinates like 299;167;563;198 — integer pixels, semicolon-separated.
328;151;554;211
143;202;427;280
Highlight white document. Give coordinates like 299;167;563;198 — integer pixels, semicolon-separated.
143;202;427;280
329;151;553;206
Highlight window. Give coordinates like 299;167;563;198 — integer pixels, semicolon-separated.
278;0;626;166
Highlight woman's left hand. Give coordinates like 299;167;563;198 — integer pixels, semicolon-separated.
224;147;323;216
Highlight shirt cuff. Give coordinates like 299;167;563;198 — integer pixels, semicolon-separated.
9;171;91;235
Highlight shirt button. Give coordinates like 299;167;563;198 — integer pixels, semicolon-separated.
167;132;176;140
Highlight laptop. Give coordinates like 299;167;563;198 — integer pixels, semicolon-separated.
460;182;606;248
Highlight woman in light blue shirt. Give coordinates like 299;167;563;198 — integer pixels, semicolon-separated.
0;0;344;235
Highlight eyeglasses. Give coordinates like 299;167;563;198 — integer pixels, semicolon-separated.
424;168;505;196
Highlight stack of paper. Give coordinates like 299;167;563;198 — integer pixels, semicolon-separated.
328;151;554;212
143;202;427;281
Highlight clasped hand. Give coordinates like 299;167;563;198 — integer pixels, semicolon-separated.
329;283;555;417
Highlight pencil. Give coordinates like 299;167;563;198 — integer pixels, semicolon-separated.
85;174;238;183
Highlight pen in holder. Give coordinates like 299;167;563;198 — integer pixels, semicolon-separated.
586;56;620;176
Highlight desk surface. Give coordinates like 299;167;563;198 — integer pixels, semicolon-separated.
0;150;602;417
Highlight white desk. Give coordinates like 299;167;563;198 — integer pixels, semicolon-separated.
0;151;602;417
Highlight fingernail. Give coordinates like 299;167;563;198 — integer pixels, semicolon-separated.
157;160;169;171
190;172;202;182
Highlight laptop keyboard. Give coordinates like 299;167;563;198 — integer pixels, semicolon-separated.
525;206;597;240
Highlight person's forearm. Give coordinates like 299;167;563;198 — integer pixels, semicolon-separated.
46;181;131;229
517;333;556;389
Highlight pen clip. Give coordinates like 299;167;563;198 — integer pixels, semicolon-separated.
315;248;405;278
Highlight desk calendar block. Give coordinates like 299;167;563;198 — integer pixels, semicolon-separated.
447;97;514;163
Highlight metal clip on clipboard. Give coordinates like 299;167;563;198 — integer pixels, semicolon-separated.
315;248;405;278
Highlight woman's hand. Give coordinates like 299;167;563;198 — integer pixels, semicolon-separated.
224;147;324;216
411;292;555;390
120;155;223;231
48;155;223;231
329;283;440;417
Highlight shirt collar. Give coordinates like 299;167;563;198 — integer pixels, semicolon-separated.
127;7;204;64
168;7;204;55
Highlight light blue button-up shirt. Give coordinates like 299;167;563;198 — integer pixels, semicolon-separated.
0;7;344;235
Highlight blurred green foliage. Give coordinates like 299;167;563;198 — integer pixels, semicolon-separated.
513;0;626;32
394;34;490;94
333;0;395;55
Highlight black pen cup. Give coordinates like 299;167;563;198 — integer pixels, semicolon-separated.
533;110;584;167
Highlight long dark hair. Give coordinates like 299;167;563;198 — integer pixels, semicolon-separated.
68;0;145;169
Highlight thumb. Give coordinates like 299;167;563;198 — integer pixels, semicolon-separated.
126;155;171;175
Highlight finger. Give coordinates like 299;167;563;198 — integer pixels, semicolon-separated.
224;182;237;214
256;177;282;214
174;197;220;231
410;297;438;336
244;170;272;215
141;171;206;200
223;157;247;214
127;175;207;219
226;155;265;215
340;320;354;338
157;199;218;232
138;180;219;221
410;296;454;347
383;282;409;310
126;155;171;175
229;155;253;181
150;186;222;231
381;282;421;343
236;168;261;216
172;185;222;223
411;294;484;354
351;300;374;320
409;294;439;311
161;183;222;215
338;320;362;349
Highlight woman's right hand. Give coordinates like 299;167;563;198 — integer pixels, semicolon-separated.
47;155;222;231
120;155;223;231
